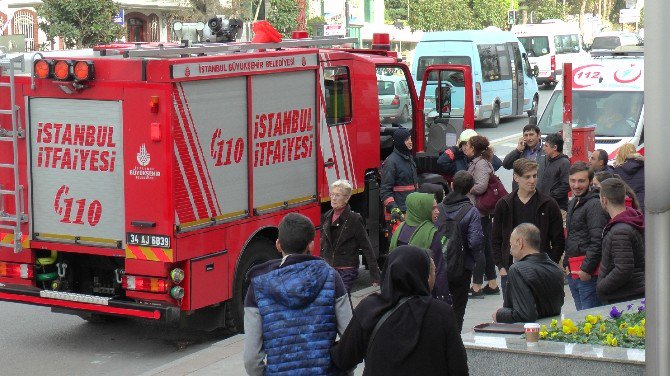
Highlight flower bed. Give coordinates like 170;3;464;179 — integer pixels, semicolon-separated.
539;300;646;349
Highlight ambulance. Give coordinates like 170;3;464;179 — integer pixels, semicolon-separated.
537;47;644;156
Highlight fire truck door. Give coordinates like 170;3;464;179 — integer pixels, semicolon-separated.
251;71;317;212
29;99;125;245
175;77;248;225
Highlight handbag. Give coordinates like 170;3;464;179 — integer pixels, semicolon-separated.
475;172;508;215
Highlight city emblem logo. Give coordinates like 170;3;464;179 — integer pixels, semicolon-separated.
137;143;151;166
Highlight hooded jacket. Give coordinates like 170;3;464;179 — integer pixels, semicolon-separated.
439;192;484;272
491;190;565;270
437;146;502;179
330;246;469;376
381;148;418;212
597;207;645;303
613;157;645;211
537;153;571;210
243;254;352;376
565;190;610;275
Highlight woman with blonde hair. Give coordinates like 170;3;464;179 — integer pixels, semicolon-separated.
613;143;645;211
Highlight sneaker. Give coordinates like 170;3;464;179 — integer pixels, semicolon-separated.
482;285;500;295
469;287;484;299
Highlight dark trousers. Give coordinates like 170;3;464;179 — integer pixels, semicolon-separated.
472;216;497;285
336;267;359;293
448;270;472;333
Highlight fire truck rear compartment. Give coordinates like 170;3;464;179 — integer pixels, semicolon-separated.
34;250;124;297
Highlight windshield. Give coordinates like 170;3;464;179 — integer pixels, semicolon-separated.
538;91;643;137
591;36;621;50
416;56;472;82
554;34;581;54
518;36;550;57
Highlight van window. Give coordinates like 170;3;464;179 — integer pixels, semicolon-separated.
591;36;621;50
538;91;643;137
554;34;580;54
416;56;472;81
496;44;512;80
478;45;501;82
518;36;549;57
324;66;352;125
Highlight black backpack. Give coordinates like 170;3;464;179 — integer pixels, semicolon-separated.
435;203;471;281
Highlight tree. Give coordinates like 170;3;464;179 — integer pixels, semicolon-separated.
409;0;476;31
266;0;300;37
37;0;123;49
385;0;410;23
534;1;563;22
472;0;510;29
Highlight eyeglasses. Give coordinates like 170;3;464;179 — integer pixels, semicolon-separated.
329;192;348;199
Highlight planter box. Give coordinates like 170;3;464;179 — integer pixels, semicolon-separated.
462;299;645;375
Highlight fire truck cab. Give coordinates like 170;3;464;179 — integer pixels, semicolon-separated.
0;36;470;331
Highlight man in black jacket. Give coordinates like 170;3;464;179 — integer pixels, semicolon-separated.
492;159;564;293
494;223;564;323
380;127;418;223
502;124;546;191
565;162;609;310
597;178;645;304
538;133;570;215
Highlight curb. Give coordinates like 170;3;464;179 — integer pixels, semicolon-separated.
490;132;521;146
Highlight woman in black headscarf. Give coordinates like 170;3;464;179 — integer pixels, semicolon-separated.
330;245;469;376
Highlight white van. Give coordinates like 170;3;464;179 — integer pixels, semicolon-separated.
537;47;644;156
512;20;589;87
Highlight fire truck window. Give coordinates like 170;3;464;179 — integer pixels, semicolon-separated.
324;67;352;125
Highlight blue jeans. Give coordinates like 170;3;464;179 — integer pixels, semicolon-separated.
568;276;602;310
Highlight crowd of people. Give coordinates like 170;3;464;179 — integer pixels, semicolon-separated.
242;125;646;375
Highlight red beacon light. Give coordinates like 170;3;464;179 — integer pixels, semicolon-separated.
53;60;73;80
34;59;52;79
73;61;94;81
372;33;391;51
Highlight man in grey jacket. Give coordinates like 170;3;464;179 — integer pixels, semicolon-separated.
502;124;546;191
538;133;571;214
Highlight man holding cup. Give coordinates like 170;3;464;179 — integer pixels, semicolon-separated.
493;223;564;323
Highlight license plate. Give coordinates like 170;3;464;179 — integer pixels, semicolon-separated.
127;233;171;248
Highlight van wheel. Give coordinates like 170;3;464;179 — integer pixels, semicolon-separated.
231;237;279;333
489;103;500;128
527;96;539;117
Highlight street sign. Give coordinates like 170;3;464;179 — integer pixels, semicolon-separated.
323;24;345;37
619;8;640;23
113;9;125;25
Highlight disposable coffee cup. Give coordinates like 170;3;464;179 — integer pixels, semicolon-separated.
524;323;541;346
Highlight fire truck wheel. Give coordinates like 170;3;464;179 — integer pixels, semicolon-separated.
231;237;279;332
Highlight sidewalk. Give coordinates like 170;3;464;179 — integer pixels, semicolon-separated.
141;275;576;376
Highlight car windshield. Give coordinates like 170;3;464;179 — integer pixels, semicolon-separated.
378;81;396;95
518;36;550;57
591;36;621;50
416;56;472;82
538;91;643;137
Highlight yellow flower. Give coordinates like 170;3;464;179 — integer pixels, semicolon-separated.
586;315;599;325
597;314;603;321
550;319;558;328
619;322;628;330
611;337;618;347
583;323;592;335
627;326;637;336
551;332;558;338
540;330;548;339
641;318;646;327
600;323;607;333
562;319;574;327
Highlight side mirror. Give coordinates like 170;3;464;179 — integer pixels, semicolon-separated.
533;65;540;77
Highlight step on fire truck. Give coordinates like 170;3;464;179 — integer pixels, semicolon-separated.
0;33;473;331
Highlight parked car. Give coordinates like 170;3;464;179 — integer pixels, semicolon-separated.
590;32;641;53
378;75;412;123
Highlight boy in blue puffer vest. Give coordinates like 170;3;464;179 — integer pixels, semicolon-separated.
244;213;353;376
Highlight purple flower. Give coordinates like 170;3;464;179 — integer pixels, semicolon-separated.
627;304;634;310
638;305;646;312
642;299;646;305
610;306;622;318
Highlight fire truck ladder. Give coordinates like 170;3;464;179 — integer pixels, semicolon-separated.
0;54;27;253
123;36;359;58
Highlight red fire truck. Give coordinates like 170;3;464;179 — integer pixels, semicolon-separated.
0;35;472;331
